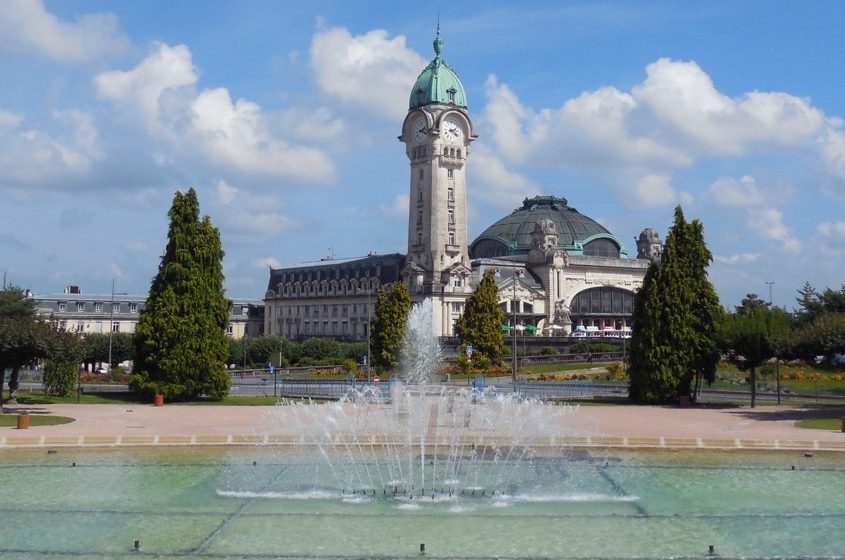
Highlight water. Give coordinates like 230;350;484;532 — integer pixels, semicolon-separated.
0;446;844;559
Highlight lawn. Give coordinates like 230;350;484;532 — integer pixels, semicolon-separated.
795;418;844;431
0;414;75;427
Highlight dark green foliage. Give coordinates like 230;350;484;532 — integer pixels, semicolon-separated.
455;270;506;365
300;337;343;361
736;293;770;315
569;341;623;355
43;361;78;397
370;282;411;371
0;285;46;404
131;188;230;400
720;308;792;407
782;313;845;363
628;207;722;403
81;333;133;368
795;283;845;325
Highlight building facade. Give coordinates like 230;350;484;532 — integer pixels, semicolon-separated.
264;31;661;341
33;286;264;339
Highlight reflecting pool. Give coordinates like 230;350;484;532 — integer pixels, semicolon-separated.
0;446;843;559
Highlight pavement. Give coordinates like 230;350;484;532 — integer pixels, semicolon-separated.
1;399;844;451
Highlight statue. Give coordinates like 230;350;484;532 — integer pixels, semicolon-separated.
553;301;571;326
636;228;663;261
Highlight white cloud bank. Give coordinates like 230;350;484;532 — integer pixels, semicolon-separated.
96;43;336;183
0;0;130;63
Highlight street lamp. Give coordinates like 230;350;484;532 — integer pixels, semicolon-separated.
495;266;524;389
767;280;781;404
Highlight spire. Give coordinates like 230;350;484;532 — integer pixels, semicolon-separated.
433;23;442;57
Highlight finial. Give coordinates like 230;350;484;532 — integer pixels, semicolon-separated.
433;22;442;57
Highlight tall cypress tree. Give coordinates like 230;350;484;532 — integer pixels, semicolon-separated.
628;206;721;403
455;270;506;365
132;188;230;399
369;282;411;371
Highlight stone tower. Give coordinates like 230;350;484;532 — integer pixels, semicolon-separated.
400;29;475;335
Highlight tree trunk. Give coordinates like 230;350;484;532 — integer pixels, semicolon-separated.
692;371;702;402
8;366;20;404
750;366;756;408
0;367;5;408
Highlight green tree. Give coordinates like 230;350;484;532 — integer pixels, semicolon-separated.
0;285;44;404
455;270;506;366
628;206;722;403
131;188;230;400
43;328;84;397
736;293;770;315
720;307;792;407
369;282;411;371
782;313;845;363
81;332;133;370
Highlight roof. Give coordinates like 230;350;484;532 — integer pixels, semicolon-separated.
408;28;467;110
470;195;627;257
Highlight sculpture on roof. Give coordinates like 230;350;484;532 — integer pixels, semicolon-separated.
636;228;663;261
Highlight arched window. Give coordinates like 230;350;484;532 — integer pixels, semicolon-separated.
457;149;461;158
583;238;620;258
569;287;634;315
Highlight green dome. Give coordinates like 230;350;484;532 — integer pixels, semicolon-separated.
409;30;467;109
470;196;628;259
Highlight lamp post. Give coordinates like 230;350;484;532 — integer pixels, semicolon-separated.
495;266;524;389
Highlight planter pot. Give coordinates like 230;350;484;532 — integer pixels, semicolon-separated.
153;394;165;407
679;395;690;408
16;413;30;429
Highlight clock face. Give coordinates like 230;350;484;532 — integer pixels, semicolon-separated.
413;119;426;143
442;118;463;142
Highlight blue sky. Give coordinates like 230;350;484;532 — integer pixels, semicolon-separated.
2;1;844;308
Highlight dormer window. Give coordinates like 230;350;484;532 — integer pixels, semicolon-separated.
417;89;425;105
447;88;456;103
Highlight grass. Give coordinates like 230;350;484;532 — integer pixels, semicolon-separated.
522;362;613;374
795;418;844;431
0;414;75;427
11;392;142;405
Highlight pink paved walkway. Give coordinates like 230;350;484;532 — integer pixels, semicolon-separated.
1;401;843;450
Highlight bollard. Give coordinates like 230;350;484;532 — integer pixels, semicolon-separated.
708;544;715;555
153;394;165;407
420;543;425;555
841;417;845;433
16;413;30;430
134;540;140;551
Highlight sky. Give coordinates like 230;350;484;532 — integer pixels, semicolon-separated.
1;0;844;309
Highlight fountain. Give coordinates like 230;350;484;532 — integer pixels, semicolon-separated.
259;298;582;502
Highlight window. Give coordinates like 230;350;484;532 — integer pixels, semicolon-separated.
226;324;233;335
112;303;120;313
451;302;462;313
417;90;425;104
447;168;454;179
448;187;454;202
76;322;85;332
448;209;455;224
129;303;137;313
452;276;462;287
112;321;120;333
582;238;620;258
95;302;103;312
447;89;456;103
242;306;248;316
457;149;461;158
417;210;423;225
417;188;423;201
418;169;423;179
448;231;456;245
417;232;423;245
76;302;85;312
58;302;66;312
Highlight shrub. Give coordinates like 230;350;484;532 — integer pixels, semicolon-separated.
43;361;78;397
541;347;557;356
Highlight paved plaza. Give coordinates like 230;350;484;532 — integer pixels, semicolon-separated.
1;400;843;451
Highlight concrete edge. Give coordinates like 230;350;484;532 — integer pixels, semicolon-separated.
0;434;843;452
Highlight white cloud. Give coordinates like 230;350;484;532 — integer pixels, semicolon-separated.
714;253;761;265
707;175;765;208
470;145;543;210
814;221;845;255
747;207;801;252
0;109;25;128
96;43;336;183
310;27;426;120
214;180;297;240
190;88;336;181
481;59;827;190
633;174;677;207
256;257;282;269
95;42;197;130
0;0;130;63
379;194;410;219
279;107;346;141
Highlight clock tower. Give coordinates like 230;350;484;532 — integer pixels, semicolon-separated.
400;29;475;335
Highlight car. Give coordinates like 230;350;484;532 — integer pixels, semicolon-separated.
95;367;108;374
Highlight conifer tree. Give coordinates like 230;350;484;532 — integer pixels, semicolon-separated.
628;206;721;403
131;188;230;399
369;282;411;371
455;270;506;365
